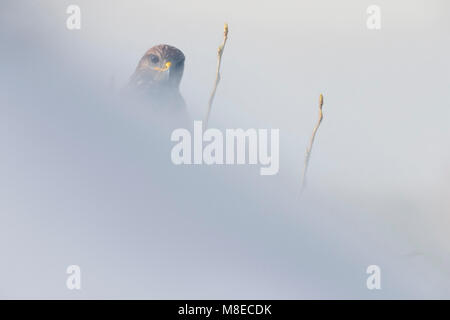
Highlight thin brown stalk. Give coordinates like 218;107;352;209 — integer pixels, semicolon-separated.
301;94;324;194
204;23;229;130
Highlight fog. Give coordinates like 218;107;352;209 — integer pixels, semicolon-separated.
1;0;450;298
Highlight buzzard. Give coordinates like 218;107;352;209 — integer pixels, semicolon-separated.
127;44;186;111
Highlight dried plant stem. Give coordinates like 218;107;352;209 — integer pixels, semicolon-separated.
204;23;229;130
301;94;324;194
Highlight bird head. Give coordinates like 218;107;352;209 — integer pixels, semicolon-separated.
129;44;185;93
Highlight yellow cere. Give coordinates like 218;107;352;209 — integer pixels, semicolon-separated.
153;61;172;72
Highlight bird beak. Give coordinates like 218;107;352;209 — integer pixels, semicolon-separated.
151;61;172;84
153;61;172;72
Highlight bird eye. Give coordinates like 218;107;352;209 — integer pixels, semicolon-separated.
149;54;159;64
